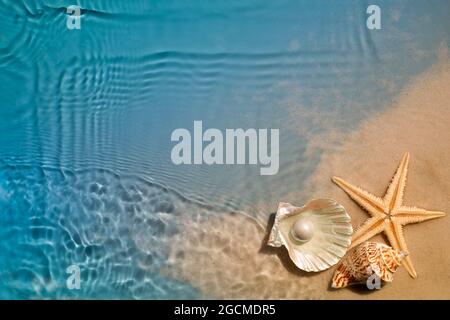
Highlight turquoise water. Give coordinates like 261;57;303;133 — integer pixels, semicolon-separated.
0;0;449;299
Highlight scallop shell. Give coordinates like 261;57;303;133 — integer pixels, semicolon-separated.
267;199;353;272
331;242;407;289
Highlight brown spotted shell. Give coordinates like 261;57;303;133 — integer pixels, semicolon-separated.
331;242;407;289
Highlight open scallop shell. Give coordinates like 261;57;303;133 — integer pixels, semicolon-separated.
268;198;353;272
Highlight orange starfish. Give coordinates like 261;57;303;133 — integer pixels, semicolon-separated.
332;152;446;278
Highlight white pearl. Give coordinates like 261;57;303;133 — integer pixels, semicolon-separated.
291;217;314;242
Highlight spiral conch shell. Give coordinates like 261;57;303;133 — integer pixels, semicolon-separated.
268;199;353;272
331;242;407;289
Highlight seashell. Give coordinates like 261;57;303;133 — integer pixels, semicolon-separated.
331;242;407;289
267;199;353;272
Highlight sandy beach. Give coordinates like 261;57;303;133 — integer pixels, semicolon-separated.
163;49;450;299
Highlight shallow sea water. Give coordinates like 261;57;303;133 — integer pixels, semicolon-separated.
0;0;449;298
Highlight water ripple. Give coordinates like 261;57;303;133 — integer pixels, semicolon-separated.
0;164;213;299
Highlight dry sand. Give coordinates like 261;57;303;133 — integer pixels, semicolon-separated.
163;50;450;299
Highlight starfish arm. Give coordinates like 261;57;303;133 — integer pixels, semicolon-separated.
384;220;417;278
383;152;410;211
349;217;385;250
332;177;386;217
395;205;446;225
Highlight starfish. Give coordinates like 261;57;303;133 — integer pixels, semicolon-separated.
332;152;446;278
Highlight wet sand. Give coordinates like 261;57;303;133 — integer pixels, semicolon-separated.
163;49;450;299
